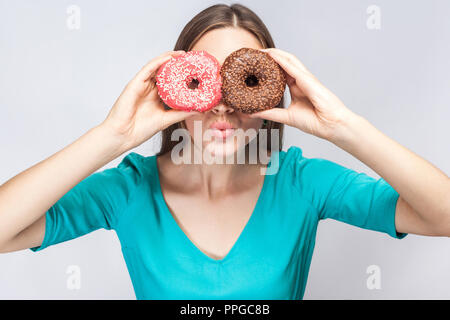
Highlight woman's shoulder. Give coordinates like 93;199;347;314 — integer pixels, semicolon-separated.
115;151;157;184
283;145;303;162
283;145;343;170
281;145;352;183
273;145;304;173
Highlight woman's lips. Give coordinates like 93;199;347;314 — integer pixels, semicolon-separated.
208;120;236;139
210;128;235;139
209;120;234;130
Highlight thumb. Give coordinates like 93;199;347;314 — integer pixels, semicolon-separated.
249;108;291;126
163;109;201;128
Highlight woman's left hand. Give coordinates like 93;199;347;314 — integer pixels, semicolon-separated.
250;48;357;142
248;50;450;238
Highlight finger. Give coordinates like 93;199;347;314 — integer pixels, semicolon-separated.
261;48;308;73
135;50;185;82
262;49;317;98
285;71;295;86
260;49;299;94
283;70;305;99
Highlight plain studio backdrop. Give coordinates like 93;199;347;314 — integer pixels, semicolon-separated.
0;0;449;299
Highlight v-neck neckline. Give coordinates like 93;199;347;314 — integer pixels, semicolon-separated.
151;152;275;264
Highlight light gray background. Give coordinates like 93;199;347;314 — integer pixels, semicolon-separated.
1;0;449;299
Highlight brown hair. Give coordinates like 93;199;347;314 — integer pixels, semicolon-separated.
156;3;285;156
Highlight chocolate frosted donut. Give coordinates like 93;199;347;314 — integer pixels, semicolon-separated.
220;48;286;114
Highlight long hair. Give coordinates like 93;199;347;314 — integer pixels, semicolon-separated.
156;3;285;156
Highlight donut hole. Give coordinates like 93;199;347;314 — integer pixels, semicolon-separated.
187;78;200;90
244;74;259;87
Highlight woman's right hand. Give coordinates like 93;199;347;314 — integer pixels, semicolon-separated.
0;51;202;253
100;50;200;152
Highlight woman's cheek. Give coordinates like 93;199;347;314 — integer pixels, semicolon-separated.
184;115;205;137
241;117;264;132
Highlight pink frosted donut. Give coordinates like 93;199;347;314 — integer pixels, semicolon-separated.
156;50;222;112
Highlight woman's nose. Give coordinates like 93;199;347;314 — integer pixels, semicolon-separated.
210;101;234;115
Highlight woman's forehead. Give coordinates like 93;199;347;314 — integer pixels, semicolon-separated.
191;27;263;66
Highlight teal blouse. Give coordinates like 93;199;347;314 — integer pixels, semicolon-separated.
30;146;407;299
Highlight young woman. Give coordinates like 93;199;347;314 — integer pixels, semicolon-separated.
0;4;448;299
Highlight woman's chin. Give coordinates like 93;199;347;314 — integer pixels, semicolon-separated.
203;141;242;163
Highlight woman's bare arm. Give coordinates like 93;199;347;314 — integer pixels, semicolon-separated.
0;125;126;252
331;114;450;236
0;50;198;253
251;48;450;237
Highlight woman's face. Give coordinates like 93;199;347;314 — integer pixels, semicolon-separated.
183;27;264;161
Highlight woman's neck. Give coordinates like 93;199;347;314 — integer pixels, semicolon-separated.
157;145;271;200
